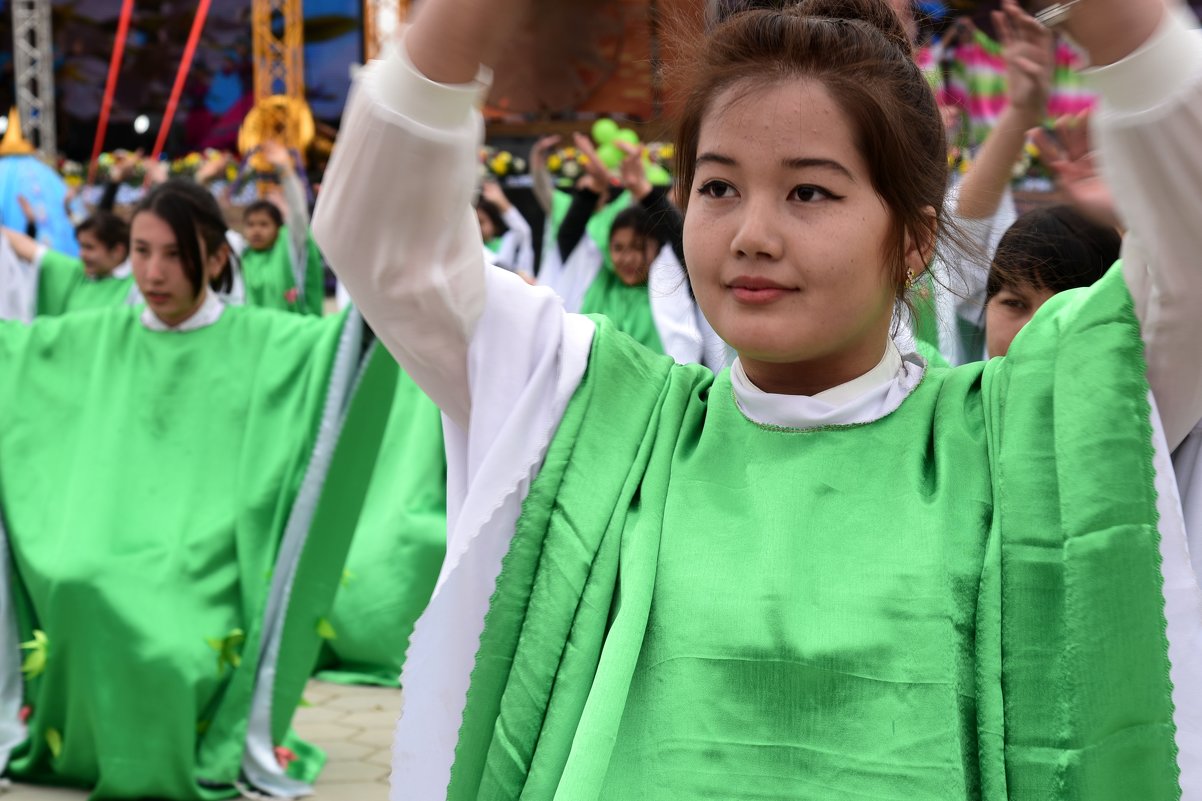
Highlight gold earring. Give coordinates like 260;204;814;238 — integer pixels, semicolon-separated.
905;269;915;289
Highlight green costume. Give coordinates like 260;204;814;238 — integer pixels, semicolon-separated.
316;350;447;687
562;189;662;355
444;265;1182;800
241;227;325;315
36;251;136;317
0;304;385;799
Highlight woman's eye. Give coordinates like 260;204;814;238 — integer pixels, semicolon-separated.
1001;298;1026;311
697;180;735;199
790;185;836;203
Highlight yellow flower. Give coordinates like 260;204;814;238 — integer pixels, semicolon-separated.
547;154;563;171
660;143;675;160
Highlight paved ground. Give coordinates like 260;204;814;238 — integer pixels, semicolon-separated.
2;680;398;800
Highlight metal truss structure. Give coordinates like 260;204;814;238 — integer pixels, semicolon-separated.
10;0;57;158
252;0;305;103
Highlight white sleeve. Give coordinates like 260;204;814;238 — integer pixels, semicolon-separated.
648;246;705;365
280;170;313;302
316;48;598;799
545;238;604;314
311;39;594;558
312;46;492;426
1086;9;1202;450
499;205;535;275
0;234;37;323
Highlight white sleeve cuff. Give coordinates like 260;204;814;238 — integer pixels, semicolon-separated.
501;205;528;230
1086;6;1202;117
371;30;493;132
32;244;48;269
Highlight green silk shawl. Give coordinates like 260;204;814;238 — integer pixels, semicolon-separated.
316;349;447;687
241;227;325;316
446;264;1179;800
0;305;383;799
36;251;135;317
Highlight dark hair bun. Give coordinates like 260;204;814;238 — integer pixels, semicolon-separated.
796;0;912;55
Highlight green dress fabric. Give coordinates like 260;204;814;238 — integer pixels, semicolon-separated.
315;349;447;687
445;264;1179;800
36;251;135;317
578;269;662;356
0;305;378;799
241;227;325;315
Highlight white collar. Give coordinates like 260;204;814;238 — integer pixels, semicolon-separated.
86;258;132;281
731;339;926;430
109;259;132;280
140;289;225;333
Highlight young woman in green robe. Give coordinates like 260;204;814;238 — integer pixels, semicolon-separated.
1;211;138;318
313;0;1202;798
0;180;378;799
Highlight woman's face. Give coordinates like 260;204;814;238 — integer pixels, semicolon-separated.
77;229;127;278
985;281;1058;357
609;227;659;287
684;79;926;393
131;211;224;327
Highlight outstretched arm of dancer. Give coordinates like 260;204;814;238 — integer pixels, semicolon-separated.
955;0;1054;220
1065;0;1202;448
313;0;588;429
1;227;42;264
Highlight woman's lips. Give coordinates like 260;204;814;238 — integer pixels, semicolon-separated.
727;276;795;305
145;291;171;304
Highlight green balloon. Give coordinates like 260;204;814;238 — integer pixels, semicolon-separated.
646;163;673;186
615;128;640;146
592;118;619;146
597;143;624;171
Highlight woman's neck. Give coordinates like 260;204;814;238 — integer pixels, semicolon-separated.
738;335;893;397
158;287;209;328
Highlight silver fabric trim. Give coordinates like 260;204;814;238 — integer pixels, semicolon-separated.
0;516;28;773
239;309;367;797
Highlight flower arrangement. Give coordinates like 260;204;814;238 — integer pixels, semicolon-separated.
58;149;240;187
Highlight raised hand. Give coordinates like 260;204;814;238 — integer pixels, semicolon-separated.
110;150;143;184
572;132;614;197
1031;111;1121;230
261;140;295;174
994;0;1055;121
530;134;562;165
17;195;36;224
143;158;170;188
195;152;230;184
616;140;652;201
480;179;512;211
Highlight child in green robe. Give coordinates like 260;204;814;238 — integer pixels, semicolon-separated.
2;211;138;317
313;0;1202;798
238;142;325;316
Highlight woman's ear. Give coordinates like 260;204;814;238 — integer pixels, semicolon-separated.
207;241;231;281
904;205;938;279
